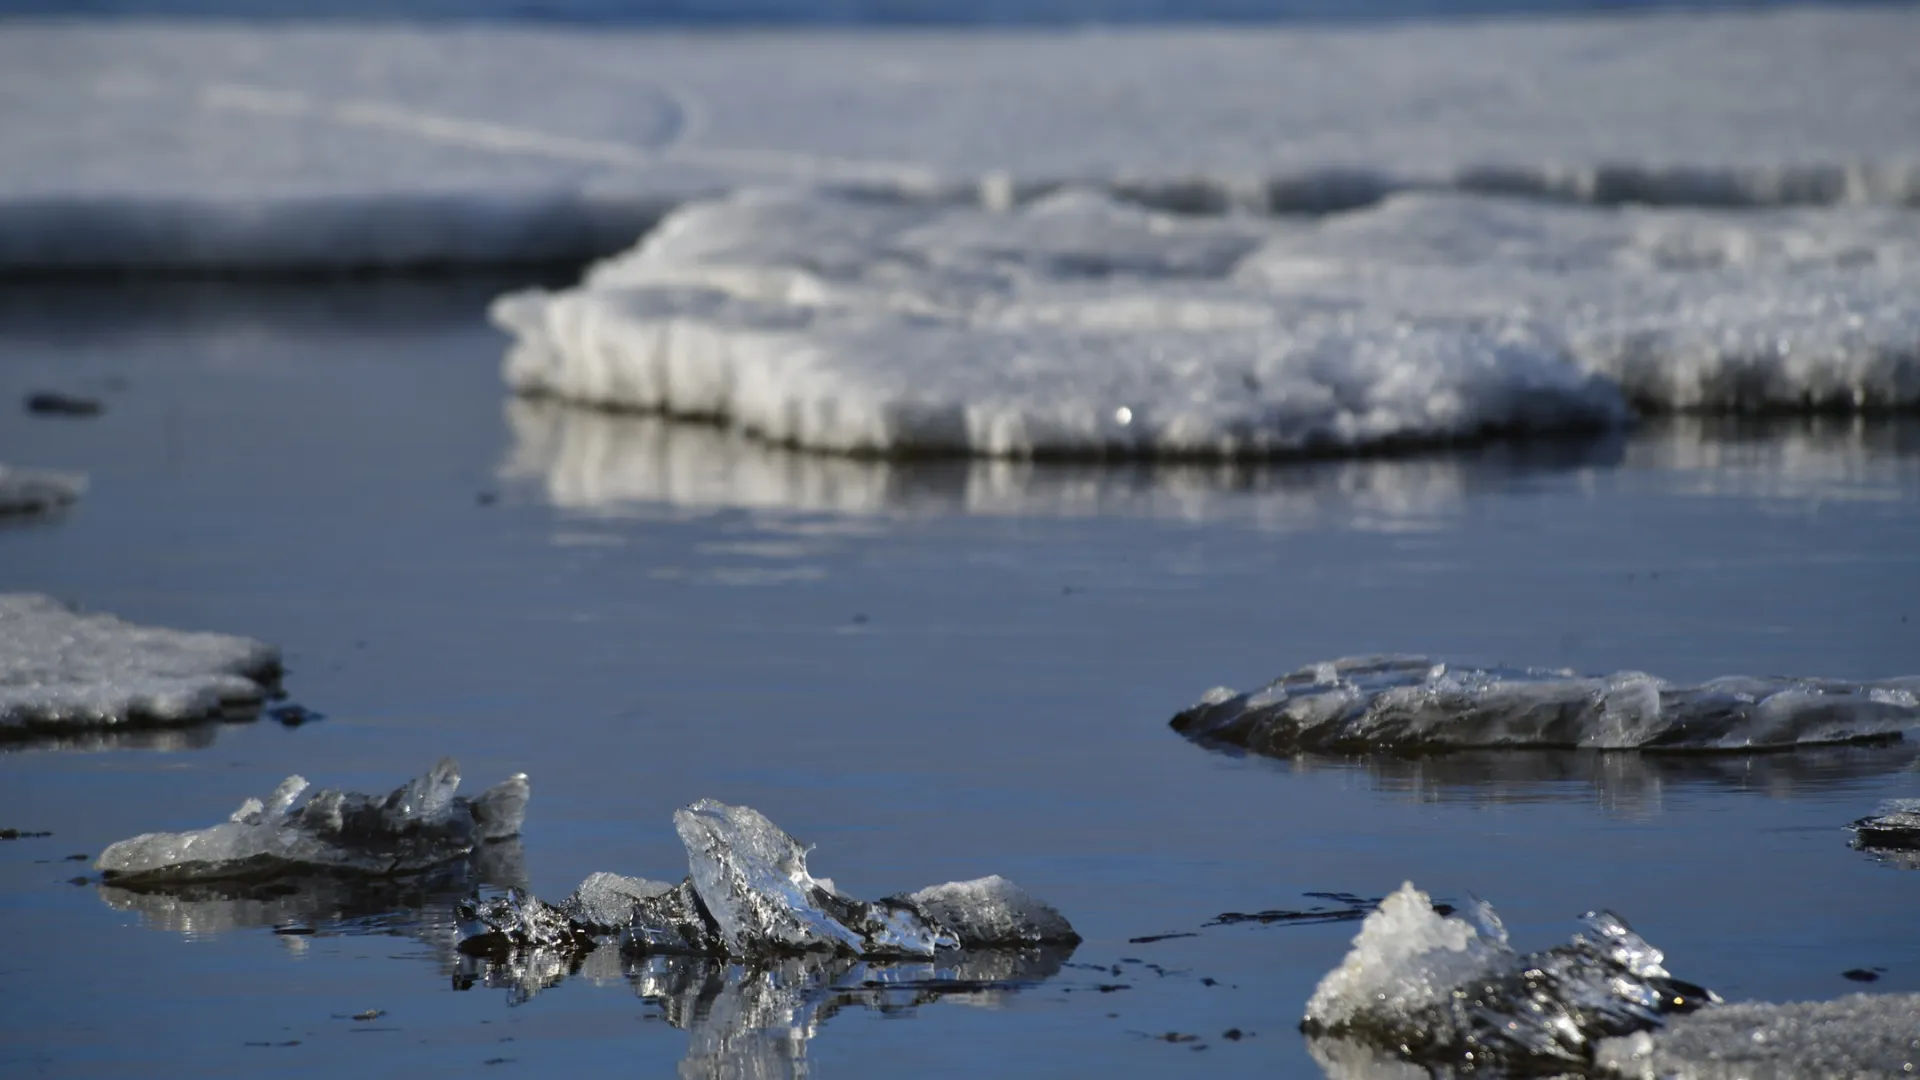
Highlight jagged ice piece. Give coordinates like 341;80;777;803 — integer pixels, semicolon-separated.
901;875;1082;948
560;871;679;935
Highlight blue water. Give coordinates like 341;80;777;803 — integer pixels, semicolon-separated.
0;0;1895;25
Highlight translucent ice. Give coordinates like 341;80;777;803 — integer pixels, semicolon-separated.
1850;798;1920;868
1595;993;1920;1079
455;799;1075;961
1303;882;1716;1071
1173;655;1920;753
0;466;84;516
0;593;282;739
96;758;530;884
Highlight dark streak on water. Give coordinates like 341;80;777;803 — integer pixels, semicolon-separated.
0;278;1917;1077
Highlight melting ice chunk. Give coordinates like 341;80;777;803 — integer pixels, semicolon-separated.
96;758;529;884
0;466;85;517
1595;992;1920;1079
456;799;1076;961
1850;798;1920;851
1173;654;1920;753
1303;882;1716;1071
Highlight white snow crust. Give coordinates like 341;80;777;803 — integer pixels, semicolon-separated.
1305;882;1507;1030
0;593;280;736
4;8;1919;271
0;465;86;516
1595;993;1920;1079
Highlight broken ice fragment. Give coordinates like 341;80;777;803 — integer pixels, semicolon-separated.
1302;882;1716;1071
1849;798;1920;850
457;890;593;955
1;593;281;739
96;759;528;885
1173;655;1920;753
455;799;1076;962
0;466;85;516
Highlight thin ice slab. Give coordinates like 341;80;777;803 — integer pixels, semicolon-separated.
0;466;85;516
459;798;1077;961
1303;882;1716;1072
1595;993;1920;1079
0;593;282;739
1851;798;1920;851
1173;655;1920;753
96;758;529;885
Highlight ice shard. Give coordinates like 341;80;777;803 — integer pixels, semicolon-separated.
1302;882;1717;1072
96;759;529;885
1;593;282;740
0;466;84;517
456;799;1076;962
1174;655;1920;754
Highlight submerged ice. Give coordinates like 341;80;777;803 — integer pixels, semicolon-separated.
1304;882;1716;1071
96;758;529;884
459;798;1076;962
0;465;85;517
1172;655;1920;753
0;593;282;738
498;187;1920;459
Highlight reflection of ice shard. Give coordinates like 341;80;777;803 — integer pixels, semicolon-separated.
0;465;85;517
1;593;282;740
1174;655;1920;753
1303;883;1716;1072
1595;992;1920;1079
459;799;1076;961
96;759;529;884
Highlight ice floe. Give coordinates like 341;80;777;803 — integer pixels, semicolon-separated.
1595;993;1920;1079
1171;655;1920;753
0;593;281;740
499;187;1920;458
5;9;1920;271
1303;882;1716;1072
459;798;1076;961
95;758;529;885
0;466;85;517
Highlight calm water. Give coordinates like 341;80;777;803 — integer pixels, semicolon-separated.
1;279;1917;1078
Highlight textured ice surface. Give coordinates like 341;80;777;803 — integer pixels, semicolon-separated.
96;758;530;884
1851;798;1920;857
500;187;1920;457
901;876;1081;948
0;466;85;516
1304;882;1716;1071
455;799;1074;960
0;593;281;738
1173;655;1920;753
1595;993;1920;1079
5;9;1919;270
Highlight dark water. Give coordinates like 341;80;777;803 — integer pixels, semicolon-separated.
0;0;1889;25
1;279;1917;1077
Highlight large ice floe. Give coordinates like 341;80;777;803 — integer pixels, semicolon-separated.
1594;993;1920;1079
1302;882;1718;1072
1850;798;1920;871
95;758;529;885
0;593;282;741
0;465;85;517
497;186;1920;458
458;798;1077;963
1171;655;1920;754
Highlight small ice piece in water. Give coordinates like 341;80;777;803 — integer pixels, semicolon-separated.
95;758;529;884
1302;882;1716;1071
1594;992;1920;1079
0;593;280;738
1173;654;1920;753
899;875;1082;947
1849;798;1920;852
0;467;85;516
456;800;1076;961
457;889;592;954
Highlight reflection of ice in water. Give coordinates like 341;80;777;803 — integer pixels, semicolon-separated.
1626;415;1920;503
501;397;1627;532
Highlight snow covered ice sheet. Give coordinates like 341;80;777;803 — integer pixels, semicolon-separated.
458;798;1077;961
5;8;1920;271
1172;655;1920;753
0;465;85;516
1595;993;1920;1079
95;758;530;884
0;593;281;739
1303;882;1717;1072
499;186;1920;457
